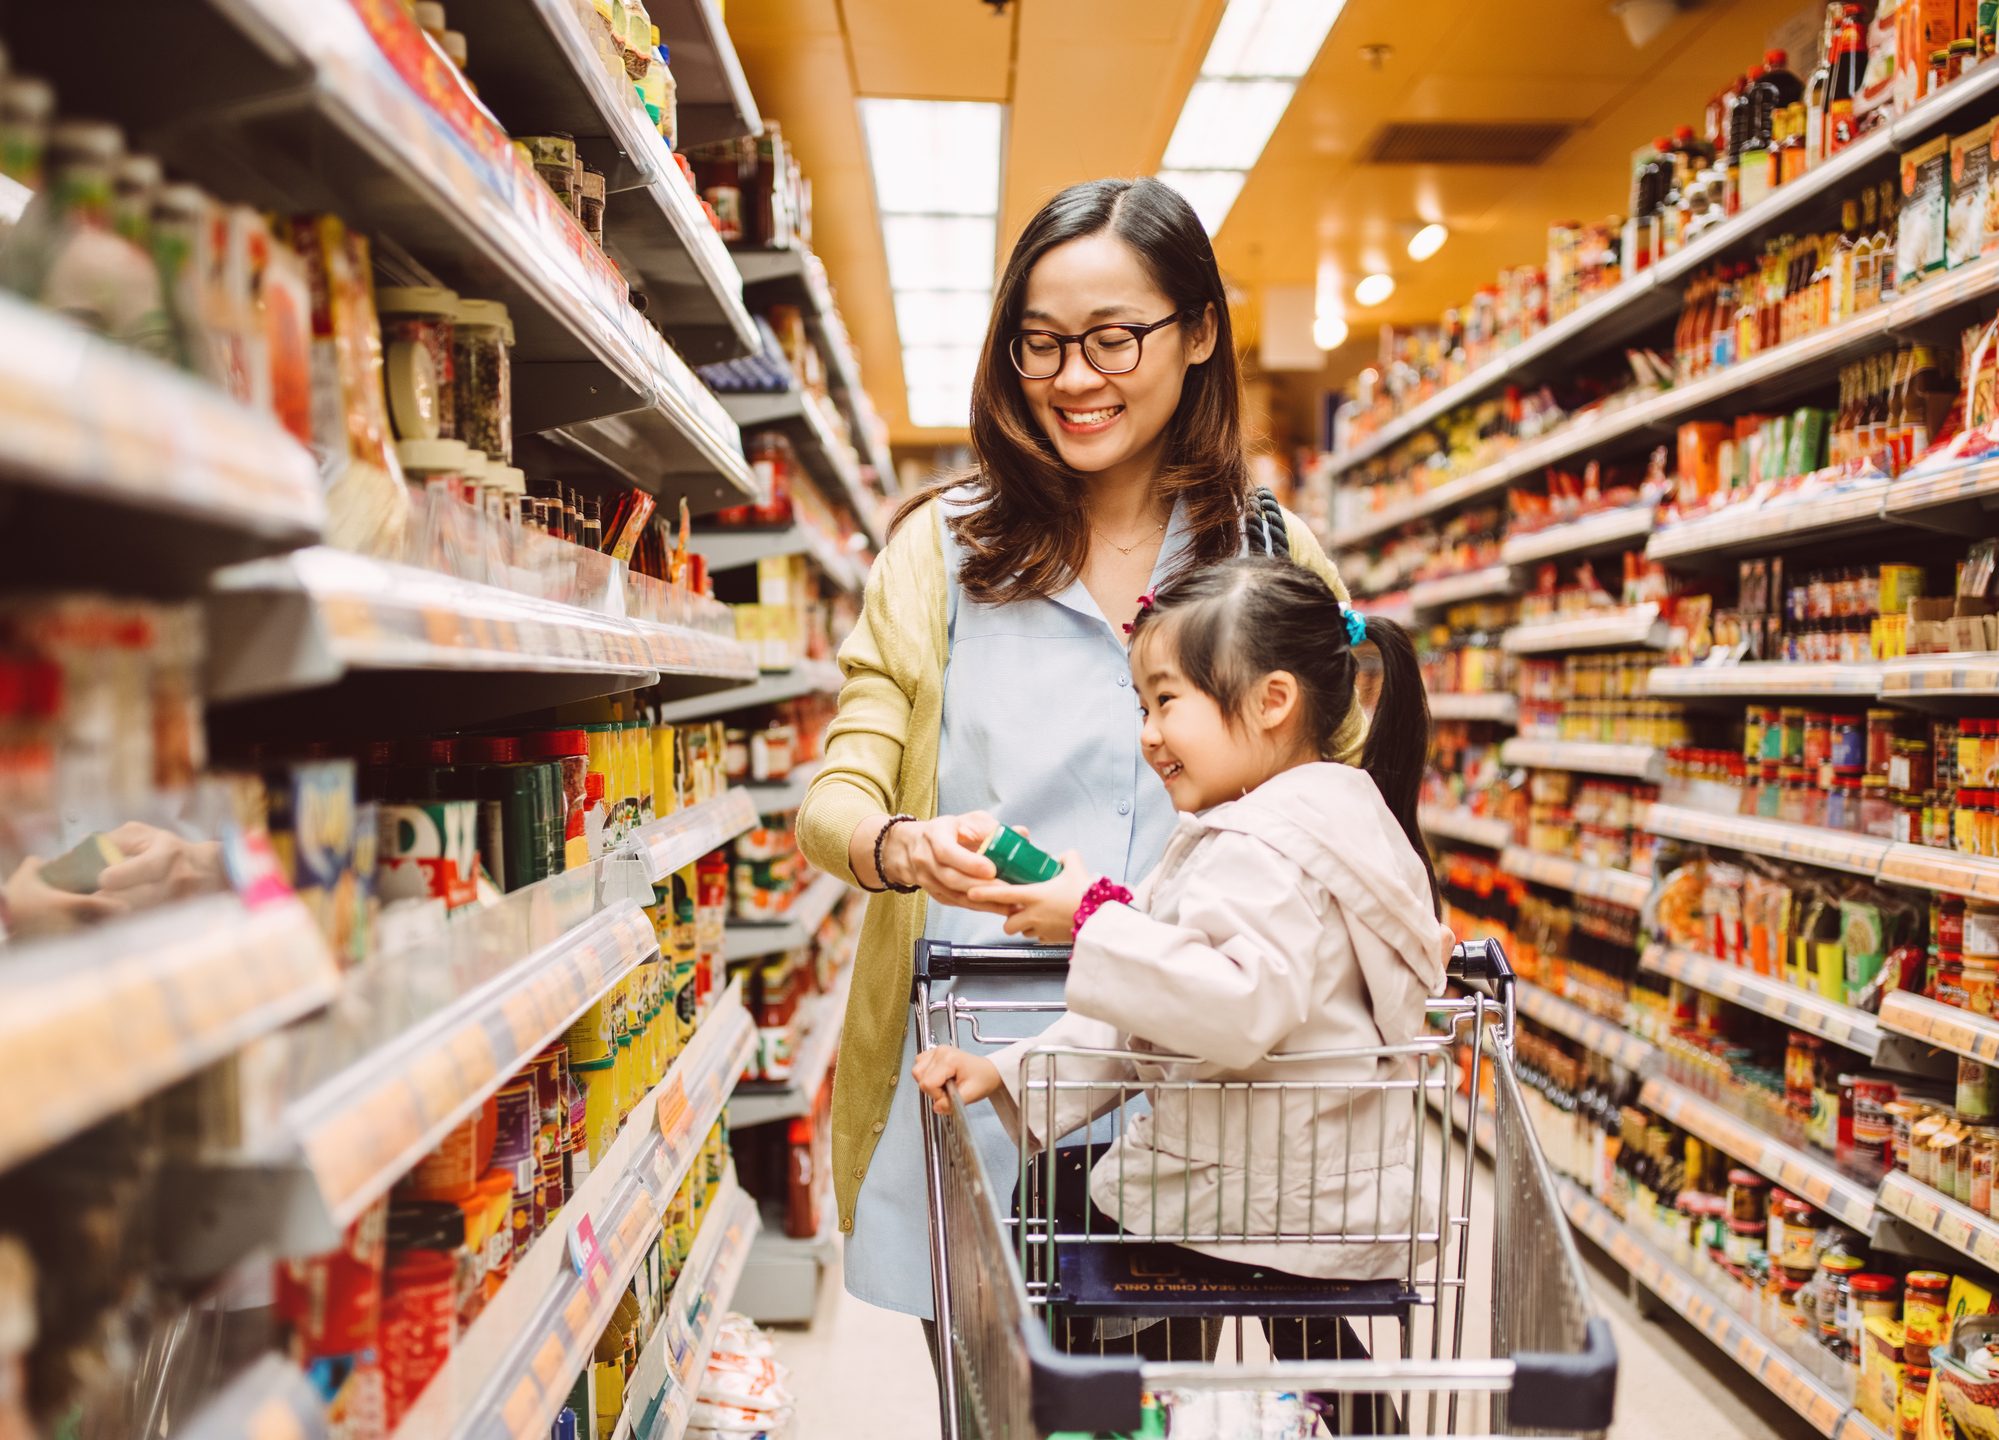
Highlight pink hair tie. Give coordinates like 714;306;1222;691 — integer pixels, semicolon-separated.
1122;590;1159;636
1073;876;1134;937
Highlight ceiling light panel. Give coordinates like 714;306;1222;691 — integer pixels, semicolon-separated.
859;99;1003;217
1158;170;1248;234
1407;222;1449;260
1203;0;1348;80
892;289;998;349
1161;79;1294;171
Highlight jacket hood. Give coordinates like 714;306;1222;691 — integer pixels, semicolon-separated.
1199;763;1448;1024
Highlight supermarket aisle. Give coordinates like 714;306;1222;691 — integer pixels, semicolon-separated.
774;1159;1814;1438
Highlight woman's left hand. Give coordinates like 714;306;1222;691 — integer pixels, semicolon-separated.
965;851;1092;943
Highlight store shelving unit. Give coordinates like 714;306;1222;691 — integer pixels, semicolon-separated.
1498;737;1661;780
1515;980;1655;1072
1558;1182;1885;1440
742;759;825;814
0;894;338;1174
1639;945;1882;1058
1498;847;1652;909
650;0;765;146
1877;653;1999;702
694;522;871;597
615;1174;760;1440
1428;692;1520;724
1875;1170;1999;1273
1638;1076;1878;1230
1499;505;1655;566
388;982;755;1440
652;658;844;725
723;870;847;963
626;788;762;885
1500;605;1667;655
1646;481;1894;561
731;955;855;1129
1416;805;1512;850
719;388;882;547
733;245;897;497
1645;662;1885;699
179;1355;330;1440
1407;565;1519;612
1643;803;1891;878
1880;990;1999;1065
0;290;325;590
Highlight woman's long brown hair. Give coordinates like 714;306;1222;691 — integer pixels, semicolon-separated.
891;177;1252;604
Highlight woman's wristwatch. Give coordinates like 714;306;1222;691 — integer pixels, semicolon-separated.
865;814;921;895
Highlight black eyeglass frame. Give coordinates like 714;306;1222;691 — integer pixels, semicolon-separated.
1005;311;1191;379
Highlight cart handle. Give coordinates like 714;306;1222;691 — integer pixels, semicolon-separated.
1446;937;1513;995
914;938;1070;988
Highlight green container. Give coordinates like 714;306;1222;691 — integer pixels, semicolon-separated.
980;822;1062;885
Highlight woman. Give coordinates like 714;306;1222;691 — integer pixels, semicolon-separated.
796;177;1361;1333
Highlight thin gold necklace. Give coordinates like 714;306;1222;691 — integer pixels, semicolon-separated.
1094;517;1166;557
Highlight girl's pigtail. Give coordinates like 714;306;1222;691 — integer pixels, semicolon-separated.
1358;614;1439;911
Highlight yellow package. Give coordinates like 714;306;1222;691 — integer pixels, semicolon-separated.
1859;1316;1905;1428
652;722;677;818
1950;1273;1994;1326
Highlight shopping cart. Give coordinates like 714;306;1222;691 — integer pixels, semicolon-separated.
916;937;1616;1439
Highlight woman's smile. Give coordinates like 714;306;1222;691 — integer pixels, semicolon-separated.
1053;403;1125;433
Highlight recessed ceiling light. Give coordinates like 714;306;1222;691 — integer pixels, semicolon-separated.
1312;312;1349;350
1354;272;1396;306
1406;222;1448;261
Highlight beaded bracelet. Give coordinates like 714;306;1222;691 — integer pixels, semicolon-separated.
1072;876;1134;938
871;814;921;894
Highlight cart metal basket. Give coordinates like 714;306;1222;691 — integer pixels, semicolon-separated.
916;937;1616;1439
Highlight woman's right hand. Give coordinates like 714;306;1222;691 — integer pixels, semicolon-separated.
911;1045;1002;1115
877;810;1014;913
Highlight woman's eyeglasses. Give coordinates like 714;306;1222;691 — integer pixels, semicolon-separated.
1006;313;1187;380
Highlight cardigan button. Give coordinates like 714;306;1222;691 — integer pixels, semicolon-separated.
872;1120;885;1133
853;1166;866;1179
841;1217;853;1233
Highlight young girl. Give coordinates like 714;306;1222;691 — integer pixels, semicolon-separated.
912;555;1450;1296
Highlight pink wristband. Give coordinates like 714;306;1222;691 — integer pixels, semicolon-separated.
1072;877;1134;938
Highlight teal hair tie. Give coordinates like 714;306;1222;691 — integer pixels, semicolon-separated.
1343;607;1367;646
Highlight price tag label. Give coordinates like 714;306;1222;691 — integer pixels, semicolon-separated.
499;1380;541;1439
569;1213;602;1281
531;1333;569;1389
245;1397;307;1440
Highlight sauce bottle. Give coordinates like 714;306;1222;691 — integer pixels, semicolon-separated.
1806;1;1842;163
1825;5;1867;156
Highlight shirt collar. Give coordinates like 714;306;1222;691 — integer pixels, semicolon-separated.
1048;494;1191;632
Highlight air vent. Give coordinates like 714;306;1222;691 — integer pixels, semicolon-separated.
1365;121;1573;166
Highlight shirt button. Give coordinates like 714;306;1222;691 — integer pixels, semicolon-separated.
1117;799;1131;816
1116;674;1129;688
854;1166;866;1179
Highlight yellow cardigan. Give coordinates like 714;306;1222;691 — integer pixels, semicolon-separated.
795;498;1358;1234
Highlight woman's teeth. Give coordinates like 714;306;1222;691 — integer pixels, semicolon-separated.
1058;406;1123;424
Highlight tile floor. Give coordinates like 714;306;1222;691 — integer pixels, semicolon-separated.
770;1160;1820;1438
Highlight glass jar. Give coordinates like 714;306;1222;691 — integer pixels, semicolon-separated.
1727;1167;1770;1227
1904;1270;1951;1350
522;132;580;214
1777;1197;1820;1271
1901;1365;1930;1440
1851;1272;1901;1330
453;298;515;465
1973;1127;1998;1214
578;166;606;247
376;285;458;443
1816;1251;1864;1360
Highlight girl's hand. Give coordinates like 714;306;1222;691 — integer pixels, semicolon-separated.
911;1045;1002;1115
878;810;1015;914
965;851;1092;943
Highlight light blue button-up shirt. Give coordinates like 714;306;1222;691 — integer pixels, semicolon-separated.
841;492;1191;1319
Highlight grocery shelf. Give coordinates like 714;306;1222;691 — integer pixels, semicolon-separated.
1514;980;1655;1072
1558;1180;1883;1440
650;0;764;146
1639;1076;1877;1230
1499;737;1661;780
1328;458;1531;549
446;0;757;361
1649;480;1895;561
731;956;854;1129
723;870;849;962
695;521;872;596
1427;692;1520;724
1357;592;1416;629
1644;802;1891;878
205;548;746;726
1639;945;1882;1058
180;1355;329;1440
281;898;661;1240
720;388;882;547
1877;653;1999;701
1885;456;1999;523
1646;662;1885;699
1877;1169;1999;1273
0;893;338;1175
391;982;755;1440
742;759;826;814
1500;505;1655;566
620;1174;760;1440
1416;805;1512;849
1426;1082;1497;1159
1501;605;1667;655
1407;565;1519;612
651;658;845;725
626;789;761;885
0;289;324;591
733;246;897;493
1327;62;1999;482
1877;841;1999;900
1879;990;1999;1066
537;395;764;518
1498;847;1653;910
